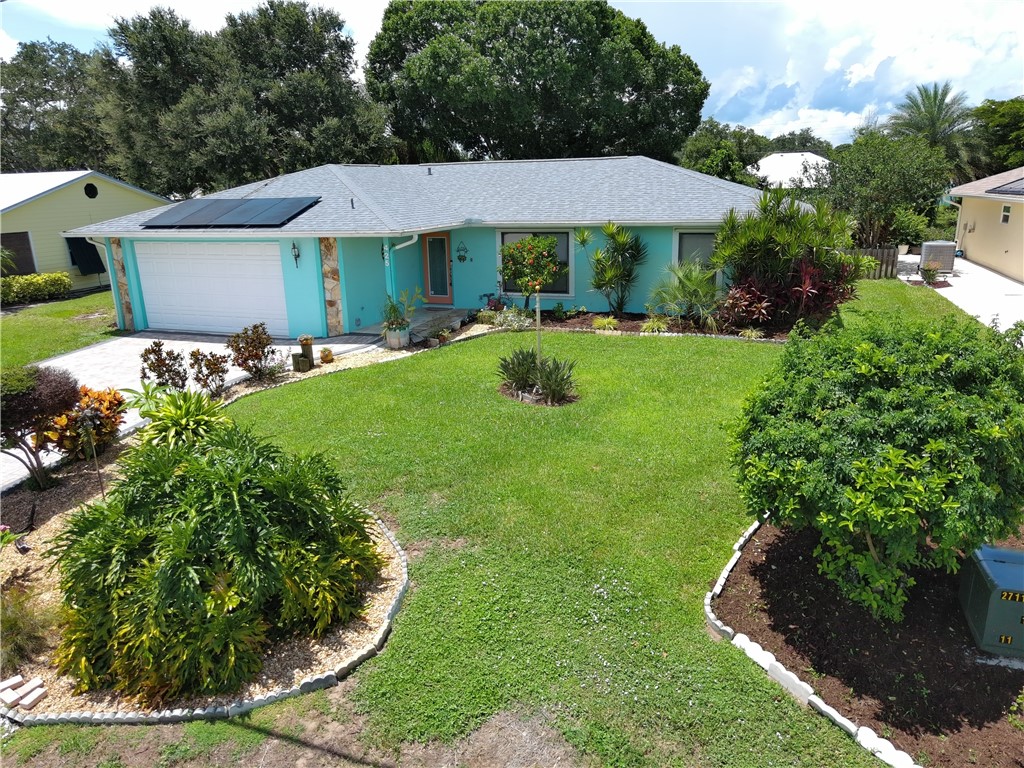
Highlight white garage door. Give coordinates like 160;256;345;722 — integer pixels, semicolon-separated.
134;242;289;336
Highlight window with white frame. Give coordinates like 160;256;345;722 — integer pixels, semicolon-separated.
1001;205;1011;224
499;231;571;294
676;232;716;265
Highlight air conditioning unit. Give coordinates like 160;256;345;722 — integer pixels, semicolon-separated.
920;240;956;272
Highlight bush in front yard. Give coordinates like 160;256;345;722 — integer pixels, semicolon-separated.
712;188;874;329
226;322;282;380
0;272;73;305
140;340;188;389
46;386;126;460
733;317;1024;621
50;424;384;701
0;365;80;489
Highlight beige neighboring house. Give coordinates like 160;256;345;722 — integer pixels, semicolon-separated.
0;170;167;290
950;167;1024;283
748;151;830;188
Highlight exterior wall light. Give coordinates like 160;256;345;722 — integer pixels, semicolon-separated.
456;241;469;262
291;241;301;268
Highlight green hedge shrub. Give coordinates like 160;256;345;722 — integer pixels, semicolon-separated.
733;317;1024;621
50;425;384;700
0;272;73;305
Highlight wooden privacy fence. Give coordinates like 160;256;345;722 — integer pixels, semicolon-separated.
855;247;899;279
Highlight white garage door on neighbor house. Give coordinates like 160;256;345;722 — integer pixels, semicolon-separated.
133;241;289;336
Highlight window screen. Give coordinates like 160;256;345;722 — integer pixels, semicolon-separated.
678;233;716;265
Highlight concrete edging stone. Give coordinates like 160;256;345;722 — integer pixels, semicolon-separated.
704;515;924;768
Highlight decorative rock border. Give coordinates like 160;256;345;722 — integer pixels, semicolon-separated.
704;516;922;768
0;512;409;729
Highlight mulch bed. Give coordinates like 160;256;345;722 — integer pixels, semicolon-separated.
535;311;790;339
714;524;1024;768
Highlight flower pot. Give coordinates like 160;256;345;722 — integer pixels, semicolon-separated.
385;328;410;349
898;245;910;256
319;348;334;364
300;341;314;364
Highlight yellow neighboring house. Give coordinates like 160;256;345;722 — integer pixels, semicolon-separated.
950;167;1024;283
0;170;167;290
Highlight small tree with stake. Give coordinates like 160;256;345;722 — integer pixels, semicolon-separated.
0;366;80;489
498;235;561;365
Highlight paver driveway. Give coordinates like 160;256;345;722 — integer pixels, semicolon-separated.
0;331;380;491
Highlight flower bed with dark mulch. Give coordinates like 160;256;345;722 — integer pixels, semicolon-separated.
714;523;1024;768
534;310;792;338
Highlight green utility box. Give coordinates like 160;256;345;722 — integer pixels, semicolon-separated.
959;546;1024;659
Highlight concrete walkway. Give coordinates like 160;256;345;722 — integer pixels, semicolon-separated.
0;332;381;492
897;255;1024;328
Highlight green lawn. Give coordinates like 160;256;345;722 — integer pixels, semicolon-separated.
840;278;967;328
6;282;949;766
224;332;875;767
0;290;122;370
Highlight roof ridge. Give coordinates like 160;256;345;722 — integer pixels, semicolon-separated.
638;156;762;199
409;156;632;168
325;165;400;231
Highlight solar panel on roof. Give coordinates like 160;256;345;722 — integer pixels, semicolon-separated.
142;199;215;228
242;197;319;227
986;178;1024;196
142;197;320;228
172;199;251;227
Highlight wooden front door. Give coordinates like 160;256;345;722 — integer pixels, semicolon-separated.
422;232;452;304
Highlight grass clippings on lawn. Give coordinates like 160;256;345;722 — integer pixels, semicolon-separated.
713;524;1024;768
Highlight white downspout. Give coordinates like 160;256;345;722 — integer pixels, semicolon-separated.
392;233;419;250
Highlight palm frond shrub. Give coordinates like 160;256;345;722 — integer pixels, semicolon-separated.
648;261;721;332
587;222;648;317
712;188;874;329
49;424;383;701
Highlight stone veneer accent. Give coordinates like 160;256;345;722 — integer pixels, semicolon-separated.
320;237;343;336
704;517;923;768
109;238;134;332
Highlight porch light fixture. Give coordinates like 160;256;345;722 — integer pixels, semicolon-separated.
456;241;469;262
291;241;300;268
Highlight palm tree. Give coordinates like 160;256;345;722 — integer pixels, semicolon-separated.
887;81;977;182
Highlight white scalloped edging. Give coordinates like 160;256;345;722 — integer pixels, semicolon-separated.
704;517;923;768
1;512;408;729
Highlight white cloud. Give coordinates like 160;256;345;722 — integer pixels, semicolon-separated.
779;0;1023;100
749;106;877;144
0;28;19;60
824;36;862;73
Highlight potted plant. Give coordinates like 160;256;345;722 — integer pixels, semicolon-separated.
381;287;423;349
297;334;314;364
319;347;334;364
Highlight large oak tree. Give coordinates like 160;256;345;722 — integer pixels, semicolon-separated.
366;0;709;163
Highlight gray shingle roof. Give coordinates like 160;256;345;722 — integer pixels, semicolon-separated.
67;156;764;238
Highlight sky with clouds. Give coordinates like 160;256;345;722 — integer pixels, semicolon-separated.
2;0;1021;145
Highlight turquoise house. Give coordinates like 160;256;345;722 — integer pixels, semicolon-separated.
67;157;763;338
